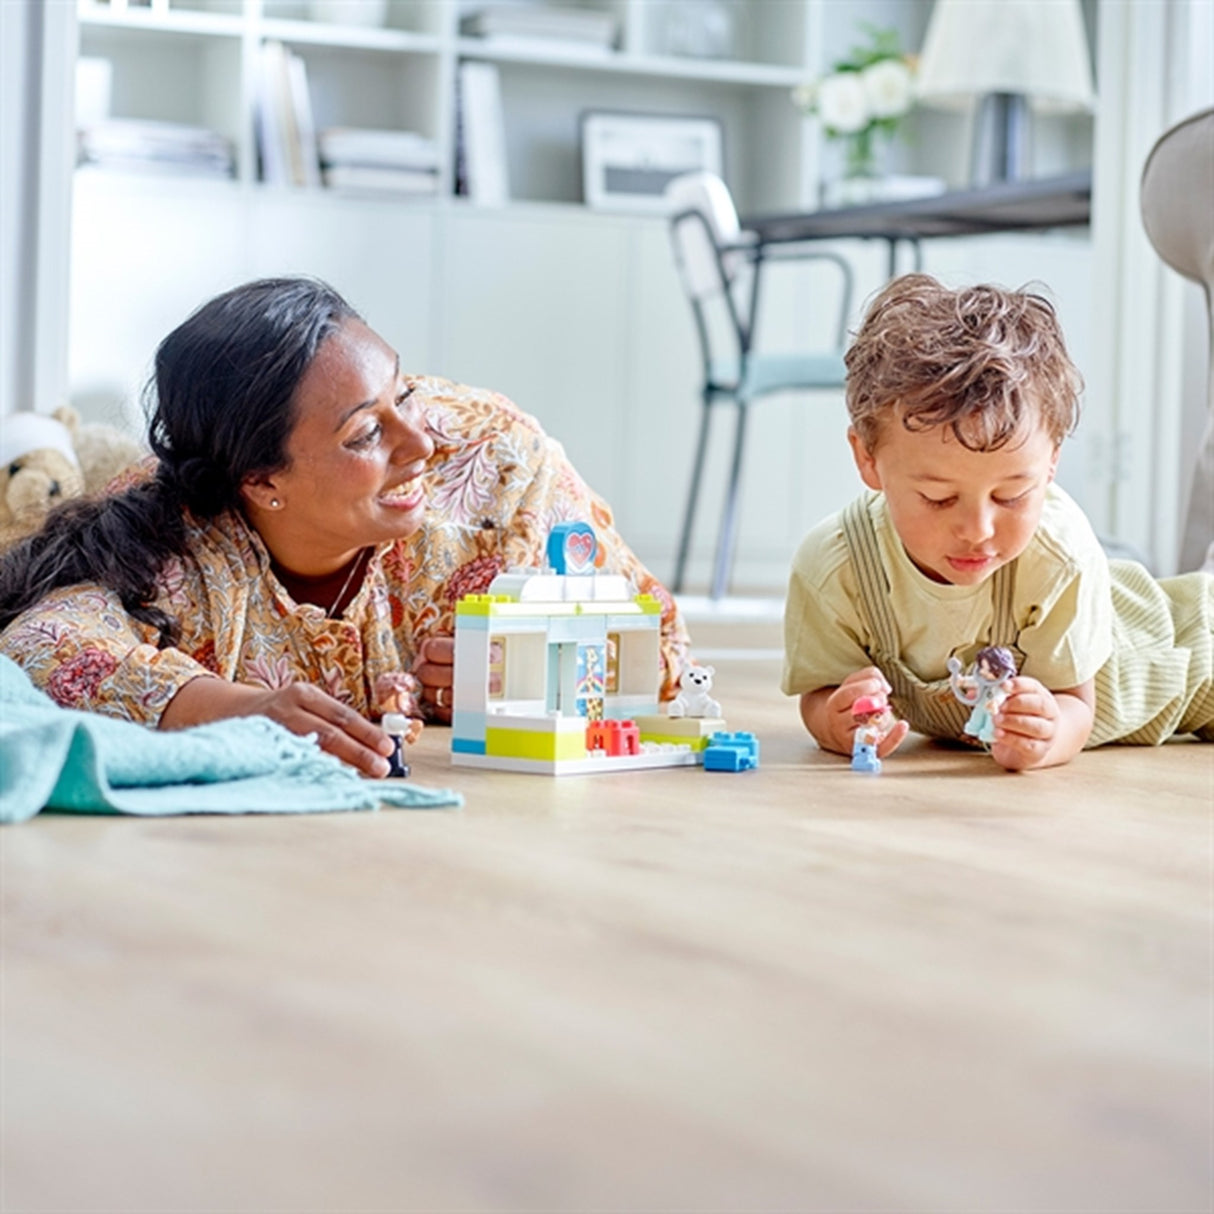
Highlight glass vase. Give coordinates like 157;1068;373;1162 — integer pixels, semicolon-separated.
844;127;879;181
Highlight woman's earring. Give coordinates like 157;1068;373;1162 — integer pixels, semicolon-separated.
270;498;281;509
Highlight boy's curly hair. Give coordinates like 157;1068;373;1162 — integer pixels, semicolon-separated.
845;273;1083;452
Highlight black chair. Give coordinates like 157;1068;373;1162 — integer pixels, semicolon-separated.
666;172;853;599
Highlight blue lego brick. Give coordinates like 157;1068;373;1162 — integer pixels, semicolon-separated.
708;730;759;756
703;747;756;772
451;737;487;755
703;731;760;772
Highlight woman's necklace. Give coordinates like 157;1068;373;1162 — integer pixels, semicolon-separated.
327;547;370;617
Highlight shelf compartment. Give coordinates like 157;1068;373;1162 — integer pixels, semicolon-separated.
78;21;245;150
481;58;807;210
282;43;443;146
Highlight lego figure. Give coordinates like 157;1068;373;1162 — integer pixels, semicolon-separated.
947;645;1017;746
851;693;893;773
667;664;720;719
381;712;423;778
376;670;424;778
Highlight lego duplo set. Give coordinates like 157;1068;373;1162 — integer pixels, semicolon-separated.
449;522;754;776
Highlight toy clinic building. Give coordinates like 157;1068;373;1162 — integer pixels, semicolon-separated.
450;523;714;775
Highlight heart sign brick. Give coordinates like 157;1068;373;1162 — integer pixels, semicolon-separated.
546;521;597;575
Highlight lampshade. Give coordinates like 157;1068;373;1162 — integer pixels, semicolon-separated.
916;0;1095;113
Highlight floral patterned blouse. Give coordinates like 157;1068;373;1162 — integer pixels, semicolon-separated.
0;376;691;723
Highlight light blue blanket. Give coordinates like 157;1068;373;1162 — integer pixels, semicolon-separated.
0;656;462;823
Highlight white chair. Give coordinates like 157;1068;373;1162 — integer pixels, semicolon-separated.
1140;107;1214;572
665;172;853;599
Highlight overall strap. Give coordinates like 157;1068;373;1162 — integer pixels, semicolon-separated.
990;551;1018;644
840;495;900;662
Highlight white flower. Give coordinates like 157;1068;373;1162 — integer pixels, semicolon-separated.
816;71;868;134
861;57;913;119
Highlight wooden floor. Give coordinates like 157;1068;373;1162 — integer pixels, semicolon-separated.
3;622;1211;1212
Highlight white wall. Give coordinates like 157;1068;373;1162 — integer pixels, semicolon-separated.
0;0;75;419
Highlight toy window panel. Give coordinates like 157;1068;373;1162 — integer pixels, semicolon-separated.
575;642;607;719
487;635;506;699
581;112;724;213
605;632;620;694
615;629;662;696
500;633;545;702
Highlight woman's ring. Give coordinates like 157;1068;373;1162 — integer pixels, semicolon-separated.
435;687;449;709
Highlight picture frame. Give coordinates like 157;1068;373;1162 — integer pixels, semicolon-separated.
580;111;724;213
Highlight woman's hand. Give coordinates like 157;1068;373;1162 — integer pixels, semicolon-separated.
412;635;455;723
799;666;909;758
990;676;1096;771
161;676;397;778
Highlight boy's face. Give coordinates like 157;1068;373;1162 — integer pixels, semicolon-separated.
848;414;1059;586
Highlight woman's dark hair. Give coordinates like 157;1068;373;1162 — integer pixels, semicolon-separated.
0;276;359;644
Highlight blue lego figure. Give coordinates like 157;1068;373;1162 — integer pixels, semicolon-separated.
703;731;759;772
947;646;1016;746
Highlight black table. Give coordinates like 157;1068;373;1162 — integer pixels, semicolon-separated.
742;169;1092;278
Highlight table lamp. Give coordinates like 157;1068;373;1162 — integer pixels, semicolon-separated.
915;0;1095;185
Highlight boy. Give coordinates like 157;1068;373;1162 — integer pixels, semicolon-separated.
782;274;1214;771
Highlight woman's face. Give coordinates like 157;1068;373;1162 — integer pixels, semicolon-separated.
247;318;434;575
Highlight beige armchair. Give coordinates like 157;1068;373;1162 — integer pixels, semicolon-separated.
1140;106;1214;572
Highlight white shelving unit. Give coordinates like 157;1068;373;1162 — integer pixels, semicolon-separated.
76;0;828;212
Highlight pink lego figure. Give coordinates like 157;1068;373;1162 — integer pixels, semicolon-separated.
947;645;1017;747
851;692;894;773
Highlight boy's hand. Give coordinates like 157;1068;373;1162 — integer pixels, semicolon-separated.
990;676;1095;771
801;667;910;758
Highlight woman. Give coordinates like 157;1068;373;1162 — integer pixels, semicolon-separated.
0;277;690;778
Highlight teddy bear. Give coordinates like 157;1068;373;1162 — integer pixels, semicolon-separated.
0;405;145;551
667;663;721;719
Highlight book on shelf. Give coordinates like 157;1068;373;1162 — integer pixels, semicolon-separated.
286;52;321;188
77;118;234;178
456;61;509;206
256;40;320;188
318;126;440;196
322;165;439;196
318;128;439;173
462;33;613;58
461;5;617;49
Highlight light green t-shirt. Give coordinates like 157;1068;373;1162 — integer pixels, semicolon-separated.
781;484;1113;696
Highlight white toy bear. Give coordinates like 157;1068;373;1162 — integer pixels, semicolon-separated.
667;664;721;719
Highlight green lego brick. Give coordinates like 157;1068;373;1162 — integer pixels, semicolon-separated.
485;725;588;761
